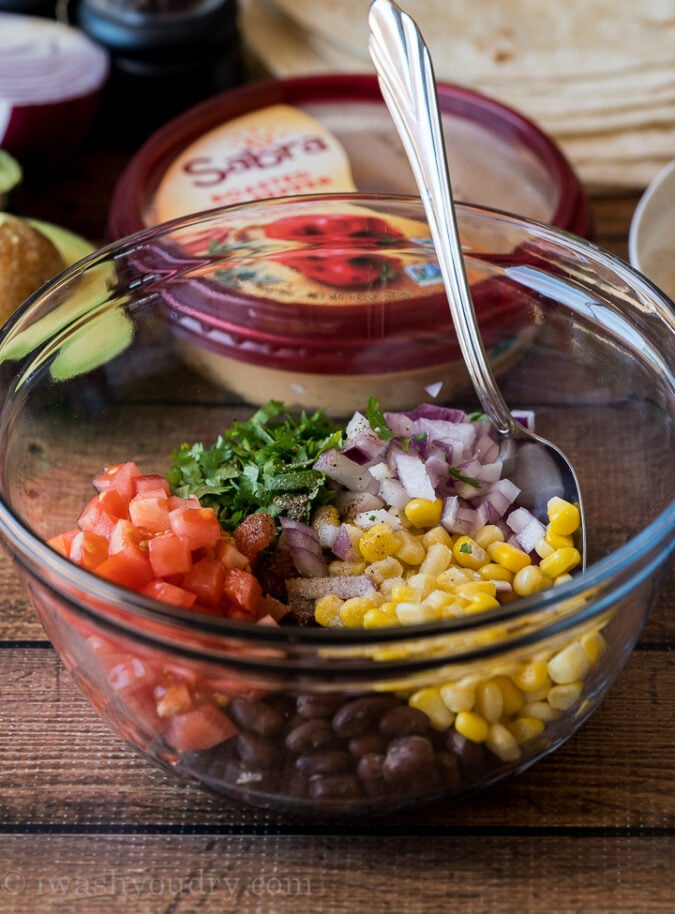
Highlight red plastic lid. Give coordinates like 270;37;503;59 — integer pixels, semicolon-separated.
108;73;591;240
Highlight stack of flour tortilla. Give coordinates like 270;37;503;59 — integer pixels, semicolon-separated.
241;0;675;191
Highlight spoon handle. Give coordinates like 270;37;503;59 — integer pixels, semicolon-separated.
368;0;517;436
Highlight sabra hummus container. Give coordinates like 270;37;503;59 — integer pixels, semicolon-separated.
107;74;591;240
149;194;537;414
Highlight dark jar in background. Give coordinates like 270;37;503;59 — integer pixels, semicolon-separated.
73;0;243;146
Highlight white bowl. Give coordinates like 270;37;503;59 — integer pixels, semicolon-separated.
628;158;675;301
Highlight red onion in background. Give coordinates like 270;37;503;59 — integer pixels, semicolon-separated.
0;13;109;161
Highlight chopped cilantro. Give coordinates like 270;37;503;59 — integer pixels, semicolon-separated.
466;411;488;421
365;397;394;441
449;466;481;488
166;400;342;531
459;542;473;554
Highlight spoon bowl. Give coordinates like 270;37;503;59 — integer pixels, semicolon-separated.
368;0;586;565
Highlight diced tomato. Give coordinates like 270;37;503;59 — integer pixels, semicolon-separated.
133;474;171;498
259;593;290;622
96;548;154;590
94;461;142;502
214;535;250;570
48;527;79;557
142;578;196;608
163;703;238;753
167;494;200;512
107;656;157;693
147;532;193;577
154;680;194;717
69;530;110;570
128;494;170;534
180;556;226;609
119;684;165;737
222;566;263;617
78;490;130;537
234;512;276;559
109;518;146;555
169;506;221;551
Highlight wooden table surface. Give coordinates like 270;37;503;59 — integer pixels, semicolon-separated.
0;91;673;914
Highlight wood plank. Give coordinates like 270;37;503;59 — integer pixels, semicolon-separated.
0;832;671;914
1;647;672;831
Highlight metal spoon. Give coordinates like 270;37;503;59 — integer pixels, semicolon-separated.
368;0;586;565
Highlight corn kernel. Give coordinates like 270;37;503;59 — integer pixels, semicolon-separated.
520;700;560;722
339;597;375;628
328;559;367;576
419;542;453;576
478;562;513;583
508;716;545;744
395;529;427;565
453;536;488;570
455;710;489;742
474;524;505;549
424;589;456;612
440;683;475;712
390;583;419;603
437;566;478;590
493;676;524;715
476;680;504;722
581;629;607;666
379;576;406;597
314;594;344;628
365;555;404;585
358;523;402;562
547;680;583;710
554;573;573;586
395;600;442;625
421;526;454;549
485;722;521;761
545;528;574;550
512;660;551;694
406;572;438;599
540;547;581;578
455;580;498;599
464;593;502;614
512;564;552;596
488;541;531;573
547;496;581;536
534;537;555;559
409;687;455;730
404;497;443;527
363;607;398;628
547;642;589;683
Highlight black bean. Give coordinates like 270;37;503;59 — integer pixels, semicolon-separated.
445;730;489;777
435;750;462;791
348;731;388;758
228;698;285;736
356;752;391;797
332;695;401;738
308;774;363;802
379;705;430;738
285;718;337;754
295;693;345;719
382;735;436;785
295;749;353;776
236;731;280;769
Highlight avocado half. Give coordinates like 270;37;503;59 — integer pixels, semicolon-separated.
0;219;134;381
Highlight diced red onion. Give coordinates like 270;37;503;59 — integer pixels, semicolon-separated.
391;450;436;500
285;575;376;601
378;476;411;510
336;490;384;519
406;404;467;423
441;496;477;536
507;507;546;554
0;14;109;160
353;509;401;530
331;524;359;562
313;448;379;493
279;518;327;578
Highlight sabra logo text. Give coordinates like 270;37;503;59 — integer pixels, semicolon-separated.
181;135;330;187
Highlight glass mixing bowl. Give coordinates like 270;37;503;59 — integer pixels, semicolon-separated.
0;194;672;817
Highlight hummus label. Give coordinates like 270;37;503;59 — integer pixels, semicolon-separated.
153;104;357;224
